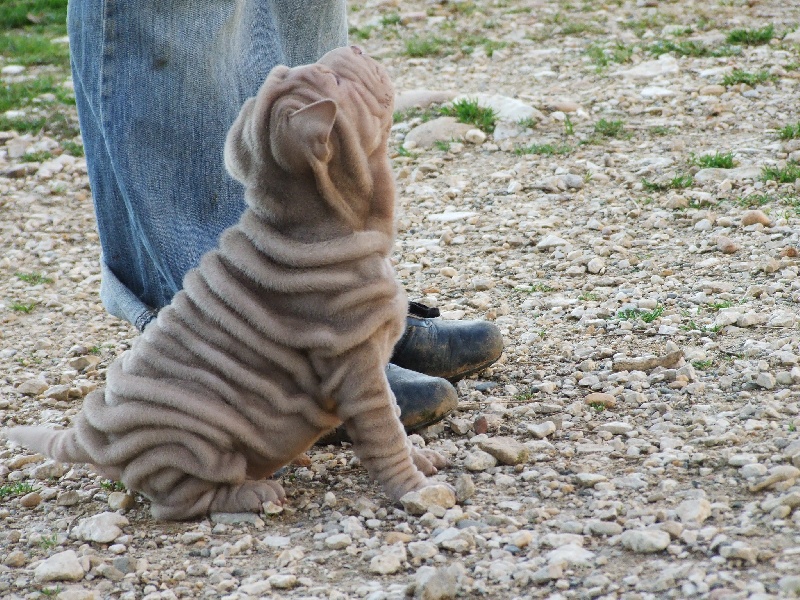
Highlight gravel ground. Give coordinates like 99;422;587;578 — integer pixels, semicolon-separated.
2;0;800;598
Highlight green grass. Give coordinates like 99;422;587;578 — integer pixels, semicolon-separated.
563;114;574;136
520;283;555;293
649;126;672;136
61;139;84;156
778;122;800;140
433;139;451;152
589;402;606;412
15;271;52;285
690;151;736;169
648;39;738;58
20;150;53;162
593;118;628;139
586;42;633;68
722;69;772;87
0;0;68;30
762;161;800;183
348;25;374;41
692;359;714;370
393;106;437;125
404;36;443;58
681;320;723;333
514;143;571;156
616;305;664;323
99;479;126;492
726;24;774;46
10;300;37;313
459;35;508;57
0;32;69;67
642;174;694;191
578;292;601;301
440;98;497;134
0;481;40;499
380;12;401;27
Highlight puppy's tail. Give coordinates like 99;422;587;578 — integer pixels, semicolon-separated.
2;426;92;464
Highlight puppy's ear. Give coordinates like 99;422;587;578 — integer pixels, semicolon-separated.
224;97;257;184
272;98;337;173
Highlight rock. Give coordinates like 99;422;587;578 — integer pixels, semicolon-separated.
526;421;556;439
699;84;726;96
587;257;605;274
68;355;102;371
716;235;740;254
450;93;545;123
324;533;352;549
19;491;42;508
394;89;457;112
400;484;456;515
755;372;776;389
412;563;465;599
750;465;800;492
584;392;617;408
694;166;761;183
210;512;263;526
596;422;633;435
31;460;67;480
72;512;128;544
676;499;711;524
3;550;27;567
57;490;81;506
404;117;473;148
427;211;477;223
262;500;283;515
453;473;475;502
740;210;771;226
34;550;85;582
546;544;595;567
464;128;486;145
478;437;530;465
778;575;800;595
614;55;679;78
1;65;26;75
620;529;670;553
107;492;135;511
536;233;569;249
576;473;608;487
267;573;297;589
369;544;406;575
16;378;48;395
464;449;497;471
44;384;71;401
719;541;757;565
529;563;564;584
737;312;767;327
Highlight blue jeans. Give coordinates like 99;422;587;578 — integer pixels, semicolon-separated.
68;0;348;330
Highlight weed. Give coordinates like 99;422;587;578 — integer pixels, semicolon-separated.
380;12;401;27
692;359;713;370
579;292;601;301
514;143;571;156
88;345;101;355
586;42;633;68
681;320;723;333
563;114;574;136
616;305;664;322
561;21;603;36
61;139;84;156
0;0;68;30
460;35;507;57
39;533;59;549
690;151;736;168
348;25;373;40
440;98;497;134
434;139;451;152
726;24;774;46
15;271;52;285
648;39;738;58
722;69;772;87
10;300;37;313
593;118;627;139
707;300;732;311
519;283;554;293
395;146;415;158
404;36;442;58
790;422;797;432
616;308;641;321
642;174;693;191
0;481;40;499
778;122;800;140
99;479;126;492
589;402;606;412
761;161;800;183
650;126;672;136
20;150;53;163
393;106;437;125
40;586;62;598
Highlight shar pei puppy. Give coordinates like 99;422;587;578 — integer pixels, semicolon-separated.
4;45;450;520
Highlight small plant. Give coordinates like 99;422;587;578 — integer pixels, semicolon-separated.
39;533;59;550
40;586;62;598
778;122;800;140
593;118;627;139
648;39;738;58
616;305;664;322
433;139;451;152
642;174;693;191
589;402;606;412
586;42;633;69
404;36;442;58
525;283;555;293
707;300;733;311
692;359;713;370
650;126;672;136
15;272;52;285
515;143;571;156
563;114;574;136
348;25;373;40
517;117;539;130
88;345;101;355
10;301;37;313
514;390;536;402
616;308;641;321
99;479;126;492
690;151;735;169
762;161;800;184
789;422;797;432
726;24;774;46
722;69;772;87
440;98;497;134
579;292;601;301
21;150;53;163
395;145;415;158
0;481;40;499
380;12;401;27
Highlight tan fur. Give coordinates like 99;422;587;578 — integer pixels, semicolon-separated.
3;46;447;520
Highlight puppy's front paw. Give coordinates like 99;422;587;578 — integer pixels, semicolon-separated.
412;447;448;476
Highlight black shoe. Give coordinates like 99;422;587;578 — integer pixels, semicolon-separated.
390;302;503;383
315;363;458;445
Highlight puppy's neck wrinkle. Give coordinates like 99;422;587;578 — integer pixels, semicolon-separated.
239;209;393;268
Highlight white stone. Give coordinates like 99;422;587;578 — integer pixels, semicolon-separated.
427;211;477;223
620;529;670;553
615;55;679;78
324;533;352;549
267;573;297;589
262;535;291;548
676;499;711;524
400;484;456;515
526;421;556;439
369;544;407;575
464;449;497;471
464;128;486;144
546;544;595;567
1;65;26;75
72;512;128;544
537;234;568;249
587;257;605;274
34;550;85;582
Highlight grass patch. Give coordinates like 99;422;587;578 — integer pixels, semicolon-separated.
726;24;774;46
588;402;606;412
0;0;68;30
15;271;52;285
593;118;627;139
99;479;126;492
692;359;714;370
690;151;736;169
348;25;374;41
393;106;437;125
681;320;723;333
440;98;497;134
648;39;739;58
433;139;451;152
778;122;800;140
722;69;772;87
459;35;508;57
563;114;574;136
578;292;601;301
20;150;53;162
514;143;571;156
0;481;40;499
9;300;37;313
0;32;69;67
586;42;633;68
642;174;694;191
404;36;443;58
61;139;84;156
380;12;401;27
649;126;672;136
616;305;664;323
519;283;555;293
761;161;800;183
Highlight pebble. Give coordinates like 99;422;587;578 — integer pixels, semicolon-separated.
267;573;297;589
676;498;711;524
453;473;475;502
584;392;616;408
369;544;406;575
740;210;771;227
546;544;595;567
107;491;134;510
3;550;27;567
478;437;530;465
716;235;740;254
526;421;556;439
400;485;456;515
412;563;465;599
464;449;497;471
19;491;42;508
404;117;472;148
16;378;48;395
324;533;352;549
72;512;128;544
33;550;85;582
620;529;671;553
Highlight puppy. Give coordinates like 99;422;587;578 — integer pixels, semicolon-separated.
4;46;448;520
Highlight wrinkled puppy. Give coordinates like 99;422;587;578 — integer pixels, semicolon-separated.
4;46;449;520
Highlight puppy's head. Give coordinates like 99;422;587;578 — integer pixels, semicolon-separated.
224;46;395;230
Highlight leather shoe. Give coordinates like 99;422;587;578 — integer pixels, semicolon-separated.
390;302;503;382
315;363;458;444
